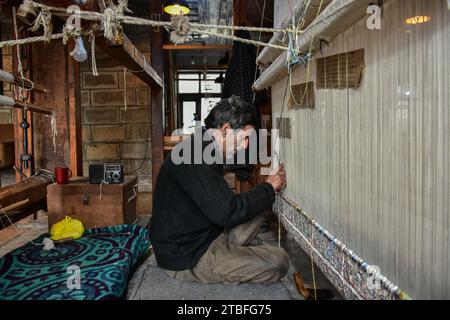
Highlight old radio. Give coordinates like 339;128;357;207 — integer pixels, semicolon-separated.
89;163;124;184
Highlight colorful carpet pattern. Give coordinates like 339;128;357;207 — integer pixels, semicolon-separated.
0;225;150;300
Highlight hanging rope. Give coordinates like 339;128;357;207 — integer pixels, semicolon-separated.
0;33;65;48
50;111;58;153
0;0;309;53
17;0;38;17
21;0;300;33
90;34;99;76
12;6;30;111
29;7;53;42
62;23;81;45
169;14;192;44
116;0;133;15
12;8;25;86
102;7;120;41
191;27;289;51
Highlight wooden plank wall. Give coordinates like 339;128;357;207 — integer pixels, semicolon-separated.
31;40;81;174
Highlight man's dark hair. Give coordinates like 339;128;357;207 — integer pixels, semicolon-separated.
204;95;259;130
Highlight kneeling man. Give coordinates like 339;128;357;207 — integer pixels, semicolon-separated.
149;96;288;284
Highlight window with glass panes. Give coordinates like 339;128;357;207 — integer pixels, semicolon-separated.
177;72;224;134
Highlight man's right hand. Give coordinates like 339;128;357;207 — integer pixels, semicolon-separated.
266;164;286;193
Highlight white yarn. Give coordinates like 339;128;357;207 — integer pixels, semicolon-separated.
90;34;99;76
42;237;56;251
50;112;58;153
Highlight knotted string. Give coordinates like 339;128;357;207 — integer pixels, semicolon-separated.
29;8;53;42
169;14;192;44
101;0;131;41
62;23;81;45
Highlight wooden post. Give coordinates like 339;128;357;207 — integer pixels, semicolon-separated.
150;0;164;191
66;39;83;177
30;40;83;175
12;21;34;181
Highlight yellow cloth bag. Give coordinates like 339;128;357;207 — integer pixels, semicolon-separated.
50;216;85;241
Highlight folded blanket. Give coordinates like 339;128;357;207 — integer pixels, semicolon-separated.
0;224;150;300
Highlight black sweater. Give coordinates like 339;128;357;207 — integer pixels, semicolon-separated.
148;134;276;271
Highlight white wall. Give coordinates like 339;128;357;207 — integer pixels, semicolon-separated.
272;0;450;299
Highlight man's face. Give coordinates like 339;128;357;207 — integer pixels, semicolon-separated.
222;124;255;158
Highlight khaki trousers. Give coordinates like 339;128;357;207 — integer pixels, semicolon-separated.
166;216;289;284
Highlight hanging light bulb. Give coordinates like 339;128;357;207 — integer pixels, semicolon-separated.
163;0;190;15
70;37;88;63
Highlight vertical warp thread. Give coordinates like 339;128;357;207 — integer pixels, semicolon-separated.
310;221;317;300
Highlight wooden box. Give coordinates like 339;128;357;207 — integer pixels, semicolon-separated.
47;176;138;229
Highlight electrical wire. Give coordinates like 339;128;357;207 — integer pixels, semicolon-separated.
125;104;152;177
122;66;151;176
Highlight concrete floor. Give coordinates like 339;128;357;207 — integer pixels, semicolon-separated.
127;254;292;300
127;212;343;300
0;212;343;300
0;211;49;258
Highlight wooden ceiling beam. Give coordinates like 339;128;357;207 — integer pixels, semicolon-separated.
96;35;163;88
94;0;162;88
5;0;163;88
4;0;99;25
174;65;227;70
